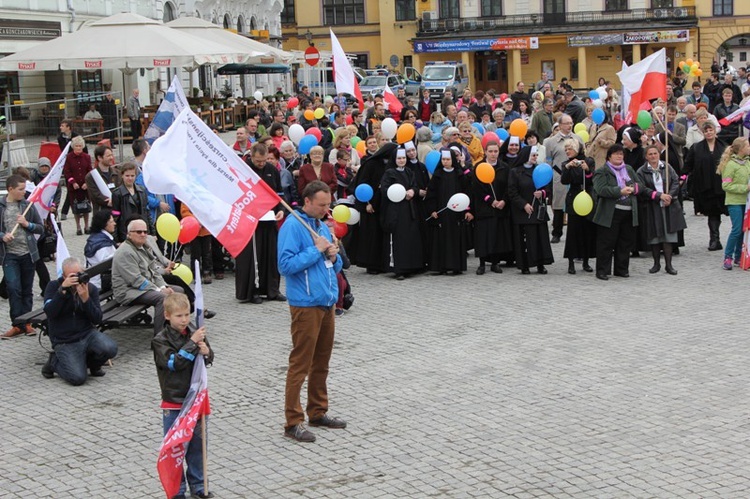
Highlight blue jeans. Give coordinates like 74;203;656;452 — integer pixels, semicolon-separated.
3;252;35;321
725;204;746;261
162;410;207;497
51;330;118;386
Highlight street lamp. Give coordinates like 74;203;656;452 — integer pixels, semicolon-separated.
304;29;314;46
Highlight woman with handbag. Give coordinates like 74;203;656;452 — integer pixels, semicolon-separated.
62;136;93;235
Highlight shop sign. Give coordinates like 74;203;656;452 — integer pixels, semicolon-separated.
568;34;623;47
623;30;689;44
414;37;538;53
0;19;61;40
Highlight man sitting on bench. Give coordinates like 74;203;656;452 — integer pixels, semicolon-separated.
42;257;118;385
112;218;184;336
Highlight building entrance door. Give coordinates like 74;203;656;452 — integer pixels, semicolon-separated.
474;51;508;93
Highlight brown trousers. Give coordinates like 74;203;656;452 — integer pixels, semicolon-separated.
284;305;335;429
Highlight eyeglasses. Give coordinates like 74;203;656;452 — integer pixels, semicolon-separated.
129;230;148;234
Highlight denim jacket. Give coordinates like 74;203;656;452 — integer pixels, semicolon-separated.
0;196;44;265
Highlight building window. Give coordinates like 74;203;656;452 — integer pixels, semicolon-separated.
740;52;747;62
281;0;295;25
605;0;628;10
713;0;733;16
162;1;176;22
323;0;365;25
570;59;579;81
439;0;460;19
481;0;502;16
223;14;231;29
353;54;369;68
651;0;673;7
395;0;416;21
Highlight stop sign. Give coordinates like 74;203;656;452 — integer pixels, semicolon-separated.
304;46;320;66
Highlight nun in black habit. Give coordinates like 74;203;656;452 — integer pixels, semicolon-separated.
404;140;431;270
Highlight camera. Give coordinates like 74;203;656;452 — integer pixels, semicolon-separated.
75;271;90;284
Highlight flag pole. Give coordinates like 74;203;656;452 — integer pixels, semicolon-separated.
201;415;208;494
277;198;321;240
8;202;35;236
652;111;670;193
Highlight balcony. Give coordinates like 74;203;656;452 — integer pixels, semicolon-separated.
417;6;696;37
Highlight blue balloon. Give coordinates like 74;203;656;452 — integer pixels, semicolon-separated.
298;134;318;155
592;108;606;125
532;163;554;189
496;128;509;141
425;150;441;174
355;183;374;203
471;122;485;136
588;89;599;100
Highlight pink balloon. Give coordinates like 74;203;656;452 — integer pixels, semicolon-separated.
305;127;322;142
178;216;201;245
481;131;501;149
287;97;299;109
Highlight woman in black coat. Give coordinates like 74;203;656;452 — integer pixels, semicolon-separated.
683;121;727;250
470;140;513;274
379;147;424;279
560;138;596;274
508;145;554;274
111;162;151;243
637;145;687;275
405;141;431;270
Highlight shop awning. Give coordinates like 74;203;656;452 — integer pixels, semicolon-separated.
216;63;291;75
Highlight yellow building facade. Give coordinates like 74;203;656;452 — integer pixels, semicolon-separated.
697;0;750;68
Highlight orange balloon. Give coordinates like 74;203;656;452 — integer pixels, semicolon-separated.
304;109;315;120
695;60;701;67
356;140;366;157
509;118;528;138
694;68;703;77
475;162;495;184
396;123;415;144
685;58;693;67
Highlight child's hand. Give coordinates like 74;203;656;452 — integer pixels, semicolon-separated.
191;327;206;344
197;341;210;356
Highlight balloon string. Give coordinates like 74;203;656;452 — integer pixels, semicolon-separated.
528;198;536;219
490;185;497;201
425;206;449;222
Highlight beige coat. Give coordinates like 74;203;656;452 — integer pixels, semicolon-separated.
585;124;617;169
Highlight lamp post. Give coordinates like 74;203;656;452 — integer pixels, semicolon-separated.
304;29;314;47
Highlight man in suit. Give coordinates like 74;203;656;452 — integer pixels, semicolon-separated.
656;105;687;169
127;89;141;140
676;104;697;131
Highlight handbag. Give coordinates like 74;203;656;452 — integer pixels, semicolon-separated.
74;199;92;213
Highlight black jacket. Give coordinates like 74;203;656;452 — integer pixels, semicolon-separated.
111;184;152;242
153;324;214;404
43;279;102;346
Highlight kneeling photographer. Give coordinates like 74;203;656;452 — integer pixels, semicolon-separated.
42;257;118;385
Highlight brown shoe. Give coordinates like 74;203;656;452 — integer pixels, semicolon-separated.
213;272;224;280
201;272;213;284
23;324;37;336
2;326;24;340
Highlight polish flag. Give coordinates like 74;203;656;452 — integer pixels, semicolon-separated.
330;29;364;111
718;101;750;126
383;83;403;117
619;62;632;124
617;49;667;120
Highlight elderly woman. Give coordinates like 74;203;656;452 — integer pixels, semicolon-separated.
428;111;452;145
592;144;642;280
685;107;722;150
297;145;337;195
458;121;484;165
560;139;596;274
586;110;617;169
485;108;506;132
62;135;93;235
637;144;686;275
416;126;434;164
684;122;727;249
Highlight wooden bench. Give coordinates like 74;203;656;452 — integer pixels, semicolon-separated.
13;259;152;336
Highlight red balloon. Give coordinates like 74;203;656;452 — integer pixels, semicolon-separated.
305;127;322;142
333;221;348;239
499;93;508;102
178;216;201;245
345;114;353;125
481;131;501;149
287;97;299;109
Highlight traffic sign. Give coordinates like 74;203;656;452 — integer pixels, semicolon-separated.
304;46;320;67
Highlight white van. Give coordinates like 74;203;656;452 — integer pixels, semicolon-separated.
421;61;469;102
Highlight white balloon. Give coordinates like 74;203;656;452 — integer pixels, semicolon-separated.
288;124;305;144
346;208;360;225
387;183;407;203
381;118;398;139
593;99;604;108
598;89;607;101
447;193;470;212
253;90;263;101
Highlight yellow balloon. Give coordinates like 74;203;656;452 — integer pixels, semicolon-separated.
573;191;594;216
576;130;590;143
171;263;193;285
332;204;351;223
156;213;180;243
574;123;587;134
314;108;325;120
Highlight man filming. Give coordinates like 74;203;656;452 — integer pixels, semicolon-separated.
42;257;118;385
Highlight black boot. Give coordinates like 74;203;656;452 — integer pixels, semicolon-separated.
649;245;661;274
664;243;677;275
708;216;723;251
582;259;593;272
568;259;576;275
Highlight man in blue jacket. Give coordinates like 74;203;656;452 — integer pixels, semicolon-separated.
278;180;345;443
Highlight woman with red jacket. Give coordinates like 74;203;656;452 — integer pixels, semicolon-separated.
62;136;93;235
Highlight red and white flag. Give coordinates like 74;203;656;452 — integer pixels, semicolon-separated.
718;101;750;127
617;49;667;120
741;190;750;270
383;83;403;117
330;29;364;111
156;351;210;498
143;108;281;257
28;142;70;221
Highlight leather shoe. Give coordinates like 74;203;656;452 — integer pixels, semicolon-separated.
1;326;24;340
568;266;576;275
269;294;287;301
521;268;531;275
309;414;347;429
614;272;630;278
582;264;593;273
537;266;548;275
194;492;214;499
204;309;217;319
284;423;316;442
475;266;486;275
596;273;609;281
490;263;503;274
551;236;561;243
665;266;678;275
649;265;661;274
249;296;263;304
41;353;55;379
24;324;36;336
90;367;106;377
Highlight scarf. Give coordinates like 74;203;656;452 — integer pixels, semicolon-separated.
607;161;630;190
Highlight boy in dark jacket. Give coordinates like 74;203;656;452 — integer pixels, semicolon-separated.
152;293;214;499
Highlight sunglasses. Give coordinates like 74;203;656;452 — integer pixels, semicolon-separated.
129;230;148;234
